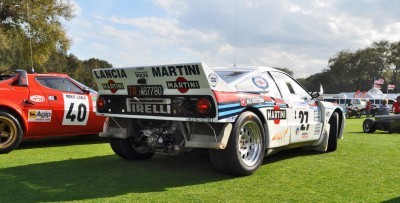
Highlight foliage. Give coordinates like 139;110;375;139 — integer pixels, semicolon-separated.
301;40;400;94
274;67;294;76
0;118;398;202
0;0;73;70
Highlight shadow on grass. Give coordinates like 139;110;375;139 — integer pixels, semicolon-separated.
382;196;400;203
17;134;108;150
0;151;233;202
263;148;322;165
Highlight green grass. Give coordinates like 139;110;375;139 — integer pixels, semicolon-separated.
1;118;399;203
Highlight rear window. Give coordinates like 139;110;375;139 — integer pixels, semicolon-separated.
214;71;250;83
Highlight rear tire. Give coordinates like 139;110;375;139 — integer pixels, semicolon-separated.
110;137;154;160
362;119;376;133
327;112;339;152
209;112;265;176
0;111;23;154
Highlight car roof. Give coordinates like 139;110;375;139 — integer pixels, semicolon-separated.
212;66;283;74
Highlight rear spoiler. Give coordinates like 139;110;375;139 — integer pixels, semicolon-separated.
92;62;233;96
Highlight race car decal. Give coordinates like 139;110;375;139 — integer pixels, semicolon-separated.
266;105;287;125
213;91;276;119
272;127;289;141
28;110;52;122
94;68;127;79
29;95;45;103
166;77;200;93
252;76;269;90
208;73;218;87
62;93;89;125
135;71;149;78
151;64;200;77
102;80;125;93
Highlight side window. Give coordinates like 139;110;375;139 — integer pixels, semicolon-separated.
36;77;84;93
234;73;281;98
269;71;311;100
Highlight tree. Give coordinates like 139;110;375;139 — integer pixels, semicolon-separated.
273;67;294;76
0;0;73;71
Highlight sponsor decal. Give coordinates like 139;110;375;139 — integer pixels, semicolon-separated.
226;115;237;122
209;73;218;87
252;76;268;90
240;97;265;107
187;117;213;122
295;127;300;135
126;98;171;115
235;85;256;91
102;80;125;93
266;105;287;124
94;69;127;79
301;132;309;138
135;71;148;77
28;110;52;122
29;95;45;103
272;128;289;141
314;123;322;135
48;96;56;101
152;64;200;77
166;77;200;93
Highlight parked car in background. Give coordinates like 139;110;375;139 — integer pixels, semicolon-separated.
0;69;105;153
92;62;346;176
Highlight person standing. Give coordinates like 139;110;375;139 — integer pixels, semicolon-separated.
378;99;390;115
366;99;371;117
392;96;400;114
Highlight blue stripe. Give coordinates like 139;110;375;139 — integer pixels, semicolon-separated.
253;104;274;108
218;103;241;109
218;107;245;117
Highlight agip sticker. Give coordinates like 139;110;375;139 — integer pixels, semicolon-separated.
28;110;52;122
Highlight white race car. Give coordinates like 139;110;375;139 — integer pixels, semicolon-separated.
92;62;345;176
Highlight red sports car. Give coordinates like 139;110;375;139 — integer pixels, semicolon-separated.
0;69;105;153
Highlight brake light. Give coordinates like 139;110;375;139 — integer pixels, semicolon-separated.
97;97;106;111
196;98;211;114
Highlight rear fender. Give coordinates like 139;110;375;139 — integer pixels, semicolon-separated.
0;101;28;135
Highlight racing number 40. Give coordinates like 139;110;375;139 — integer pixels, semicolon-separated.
66;103;87;122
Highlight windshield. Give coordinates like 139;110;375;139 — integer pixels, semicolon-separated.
214;70;251;83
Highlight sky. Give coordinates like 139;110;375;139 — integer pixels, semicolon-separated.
64;0;400;78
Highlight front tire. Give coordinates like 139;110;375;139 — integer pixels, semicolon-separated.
327;112;339;152
363;119;376;133
0;111;23;154
209;112;265;176
110;137;155;160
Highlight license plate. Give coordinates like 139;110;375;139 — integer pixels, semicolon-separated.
127;85;163;96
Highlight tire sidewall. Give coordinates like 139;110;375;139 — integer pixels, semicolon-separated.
229;111;265;174
0;111;23;154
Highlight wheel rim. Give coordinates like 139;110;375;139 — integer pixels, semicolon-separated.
364;121;371;132
0;116;18;148
238;120;263;167
129;136;151;154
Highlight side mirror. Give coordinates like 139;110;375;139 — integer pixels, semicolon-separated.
83;87;91;94
311;92;320;99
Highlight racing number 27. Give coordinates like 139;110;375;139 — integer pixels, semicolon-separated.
66;103;87;122
298;111;310;130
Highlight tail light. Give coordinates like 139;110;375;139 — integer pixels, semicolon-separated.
196;98;211;114
97;97;106;111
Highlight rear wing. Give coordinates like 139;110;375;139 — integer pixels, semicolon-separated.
92;62;232;95
92;62;233;121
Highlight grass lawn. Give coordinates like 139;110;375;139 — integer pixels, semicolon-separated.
0;118;399;202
